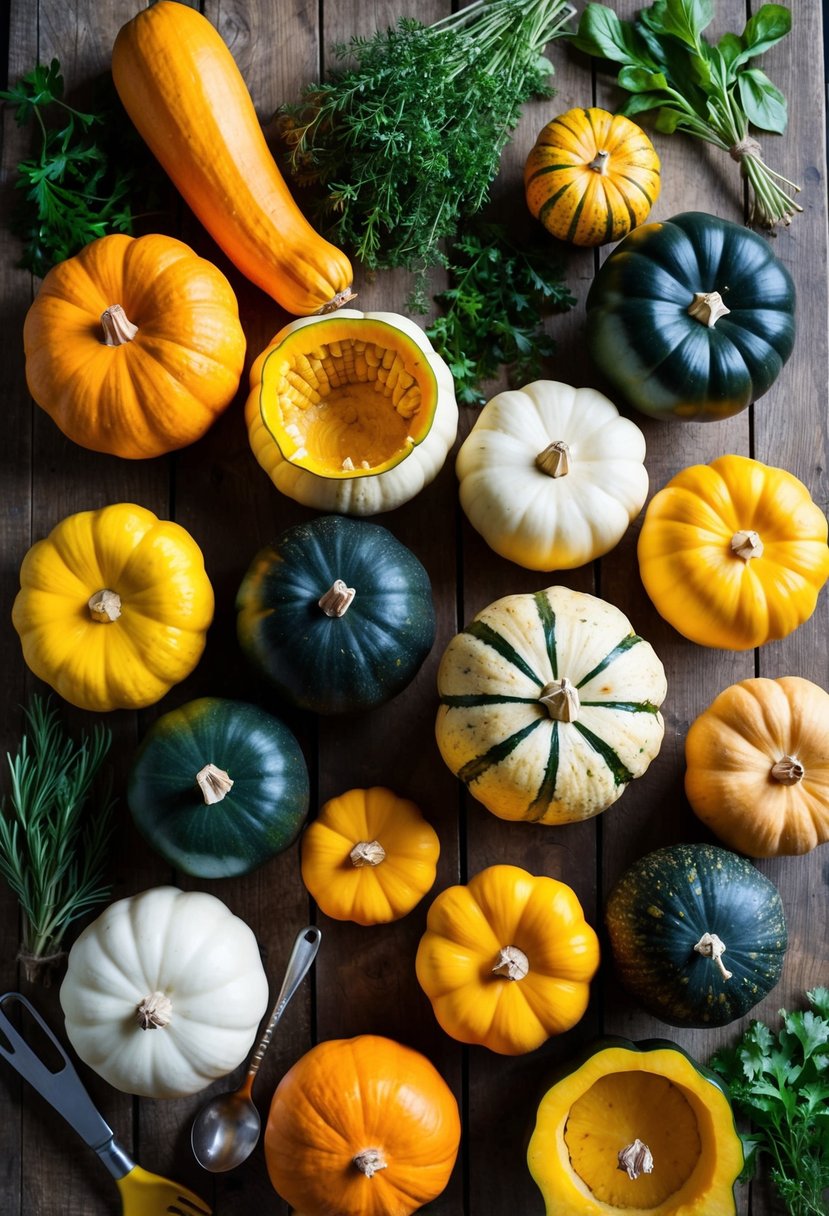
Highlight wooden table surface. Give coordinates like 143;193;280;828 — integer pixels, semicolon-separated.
1;2;827;1214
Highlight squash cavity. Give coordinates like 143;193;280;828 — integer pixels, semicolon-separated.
259;317;438;478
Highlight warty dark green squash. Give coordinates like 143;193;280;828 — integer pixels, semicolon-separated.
586;211;796;421
605;843;787;1027
236;514;436;714
127;697;310;878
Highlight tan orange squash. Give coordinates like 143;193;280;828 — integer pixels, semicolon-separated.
685;676;829;857
112;2;353;316
264;1035;460;1216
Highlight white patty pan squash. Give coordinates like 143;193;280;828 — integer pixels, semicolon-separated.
436;586;667;825
245;309;458;515
59;887;269;1099
456;381;648;571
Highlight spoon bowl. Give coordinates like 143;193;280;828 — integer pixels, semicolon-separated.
191;925;321;1172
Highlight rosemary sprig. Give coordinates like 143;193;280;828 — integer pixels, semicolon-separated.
0;697;115;983
279;0;575;274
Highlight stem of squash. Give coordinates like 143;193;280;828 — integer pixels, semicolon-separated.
350;840;386;867
539;677;579;721
353;1148;387;1177
318;579;356;617
693;932;732;981
730;530;764;561
136;990;173;1029
771;755;805;784
88;590;121;622
196;763;234;804
536;441;570;477
587;150;610;174
100;304;138;345
492;945;529;980
617;1139;654;1180
687;291;731;327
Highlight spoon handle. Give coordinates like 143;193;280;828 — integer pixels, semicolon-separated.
247;926;321;1081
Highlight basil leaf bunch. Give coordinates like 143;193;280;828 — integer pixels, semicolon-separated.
572;1;801;228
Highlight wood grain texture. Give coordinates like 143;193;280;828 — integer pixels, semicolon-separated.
1;1;826;1215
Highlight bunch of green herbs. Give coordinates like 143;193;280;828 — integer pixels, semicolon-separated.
710;987;829;1216
425;224;575;406
0;59;162;276
572;1;801;227
0;697;114;983
278;0;575;274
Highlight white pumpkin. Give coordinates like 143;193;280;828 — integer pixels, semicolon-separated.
456;380;648;570
436;586;667;825
246;309;458;515
59;887;269;1099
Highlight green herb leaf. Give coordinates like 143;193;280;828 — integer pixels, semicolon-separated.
618;65;669;92
280;0;574;275
710;991;829;1216
425;224;575;407
642;0;714;50
572;4;655;68
0;697;115;981
742;4;792;58
737;66;788;133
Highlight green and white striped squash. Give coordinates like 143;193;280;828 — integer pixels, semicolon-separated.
435;586;667;825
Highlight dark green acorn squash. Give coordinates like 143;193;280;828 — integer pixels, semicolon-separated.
127;697;310;878
605;843;787;1027
586;211;796;421
236;514;436;715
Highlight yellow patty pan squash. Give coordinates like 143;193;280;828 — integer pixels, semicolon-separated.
685;676;829;857
301;787;440;926
415;864;599;1055
13;504;214;712
246;310;458;515
638;454;829;650
527;1038;743;1216
436;586;667;825
456;380;648;571
24;232;246;458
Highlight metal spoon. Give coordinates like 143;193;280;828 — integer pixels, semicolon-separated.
191;925;322;1172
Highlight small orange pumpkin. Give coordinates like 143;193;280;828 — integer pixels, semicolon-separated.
525;107;660;246
264;1034;460;1216
300;787;440;925
24;233;246;458
685;676;829;857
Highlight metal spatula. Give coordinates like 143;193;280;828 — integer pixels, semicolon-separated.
0;992;211;1216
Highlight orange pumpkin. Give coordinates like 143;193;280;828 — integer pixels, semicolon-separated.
300;787;440;925
24;233;246;458
264;1035;460;1216
685;676;829;857
525;107;660;246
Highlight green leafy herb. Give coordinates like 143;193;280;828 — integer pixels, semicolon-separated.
0;697;114;983
425;224;575;406
0;59;160;275
710;988;829;1216
278;0;575;274
572;1;801;228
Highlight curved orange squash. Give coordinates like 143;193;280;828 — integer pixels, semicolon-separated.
112;2;354;316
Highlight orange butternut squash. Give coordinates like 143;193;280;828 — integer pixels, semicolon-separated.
112;2;354;316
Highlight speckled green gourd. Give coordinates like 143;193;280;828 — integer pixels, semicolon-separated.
605;843;787;1027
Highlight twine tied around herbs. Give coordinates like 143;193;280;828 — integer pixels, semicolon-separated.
729;136;763;161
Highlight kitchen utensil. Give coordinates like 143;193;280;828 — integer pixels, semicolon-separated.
190;924;321;1172
0;991;211;1215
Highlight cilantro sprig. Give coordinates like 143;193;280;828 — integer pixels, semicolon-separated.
0;59;159;276
425;225;575;407
572;1;801;228
710;988;829;1216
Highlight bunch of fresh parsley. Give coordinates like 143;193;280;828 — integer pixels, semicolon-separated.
710;987;829;1216
425;225;576;407
0;59;161;276
279;0;574;274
